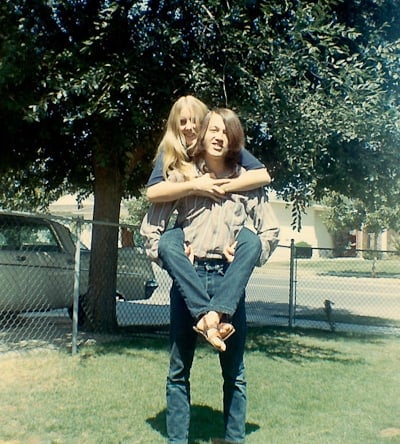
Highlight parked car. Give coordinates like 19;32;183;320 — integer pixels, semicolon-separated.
0;212;157;314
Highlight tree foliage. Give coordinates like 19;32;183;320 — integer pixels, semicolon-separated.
1;0;399;329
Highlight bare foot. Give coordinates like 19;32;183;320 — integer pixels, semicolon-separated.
218;322;236;341
194;311;226;352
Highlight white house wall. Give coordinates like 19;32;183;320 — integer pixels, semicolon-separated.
268;199;333;261
49;194;334;260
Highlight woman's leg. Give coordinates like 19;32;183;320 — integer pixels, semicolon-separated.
209;227;262;317
159;228;231;346
158;227;210;320
159;226;261;336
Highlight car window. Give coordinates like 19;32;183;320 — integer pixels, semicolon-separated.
0;217;61;252
20;224;60;251
0;222;22;250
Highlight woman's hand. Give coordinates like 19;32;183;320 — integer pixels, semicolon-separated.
190;174;231;201
147;173;232;203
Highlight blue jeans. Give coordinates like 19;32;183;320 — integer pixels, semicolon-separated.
158;227;261;319
166;261;247;444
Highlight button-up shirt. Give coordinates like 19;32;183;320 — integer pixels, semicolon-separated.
140;165;280;267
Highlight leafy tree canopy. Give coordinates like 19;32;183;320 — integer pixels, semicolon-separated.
1;0;399;331
1;0;399;225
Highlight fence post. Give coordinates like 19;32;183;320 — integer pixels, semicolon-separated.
71;217;83;355
288;239;295;328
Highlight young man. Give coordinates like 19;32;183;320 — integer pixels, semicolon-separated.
141;108;279;444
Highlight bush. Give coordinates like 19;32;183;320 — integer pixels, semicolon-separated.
295;241;312;259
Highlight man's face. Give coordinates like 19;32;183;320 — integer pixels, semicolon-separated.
203;113;229;160
179;107;198;147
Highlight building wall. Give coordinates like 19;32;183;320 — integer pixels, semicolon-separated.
268;198;333;261
50;193;334;260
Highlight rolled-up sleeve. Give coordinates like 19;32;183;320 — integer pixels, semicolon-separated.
140;201;175;264
247;189;280;266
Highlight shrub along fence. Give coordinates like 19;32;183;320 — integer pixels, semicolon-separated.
0;213;399;354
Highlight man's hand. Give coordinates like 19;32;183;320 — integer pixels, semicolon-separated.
223;241;237;263
191;174;231;202
184;241;194;264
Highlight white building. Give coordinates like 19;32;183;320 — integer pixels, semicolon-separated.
49;193;335;261
267;194;333;261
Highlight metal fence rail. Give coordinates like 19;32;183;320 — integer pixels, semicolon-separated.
1;213;399;354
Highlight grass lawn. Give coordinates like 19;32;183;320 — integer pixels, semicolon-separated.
299;257;400;277
262;257;400;278
1;327;399;444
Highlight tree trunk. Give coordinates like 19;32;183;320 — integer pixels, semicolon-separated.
83;156;122;332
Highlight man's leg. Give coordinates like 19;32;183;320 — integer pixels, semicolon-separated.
166;283;198;444
201;265;247;443
158;228;210;319
219;297;247;443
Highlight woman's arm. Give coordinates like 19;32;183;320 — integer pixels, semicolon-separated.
146;174;231;203
146;149;271;202
146;153;230;202
146;168;270;202
146;174;232;202
147;180;196;202
220;148;270;192
221;168;271;193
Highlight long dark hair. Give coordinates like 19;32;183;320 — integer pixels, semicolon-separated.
192;108;244;170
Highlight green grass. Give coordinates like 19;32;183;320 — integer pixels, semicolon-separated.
1;328;400;444
259;257;400;278
291;257;400;278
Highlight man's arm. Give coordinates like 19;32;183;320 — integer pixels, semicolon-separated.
140;201;176;265
247;188;280;266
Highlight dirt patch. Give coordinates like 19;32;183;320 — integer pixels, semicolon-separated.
379;428;400;438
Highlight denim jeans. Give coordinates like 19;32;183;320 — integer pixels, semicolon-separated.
166;262;247;444
158;226;261;319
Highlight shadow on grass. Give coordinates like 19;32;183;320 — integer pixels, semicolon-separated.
246;300;400;329
76;330;169;357
2;302;397;357
80;325;372;366
146;405;259;443
244;326;368;364
293;305;400;328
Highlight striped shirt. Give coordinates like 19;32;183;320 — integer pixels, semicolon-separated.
140;166;280;267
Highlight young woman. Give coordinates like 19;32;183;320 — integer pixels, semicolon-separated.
146;95;271;201
145;95;271;344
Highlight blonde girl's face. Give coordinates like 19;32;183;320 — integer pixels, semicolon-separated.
178;106;198;147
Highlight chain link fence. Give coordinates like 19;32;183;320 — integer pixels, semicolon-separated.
1;212;399;354
291;244;400;334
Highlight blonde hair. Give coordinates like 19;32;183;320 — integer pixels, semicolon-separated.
155;96;209;179
193;108;244;169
